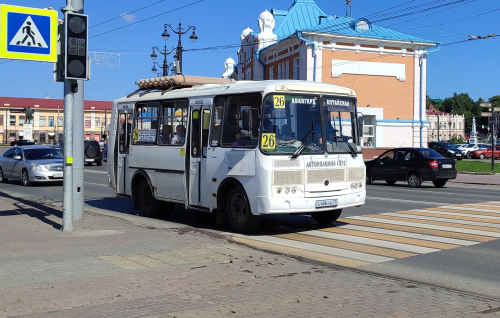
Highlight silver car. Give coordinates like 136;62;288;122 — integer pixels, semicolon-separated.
0;146;64;186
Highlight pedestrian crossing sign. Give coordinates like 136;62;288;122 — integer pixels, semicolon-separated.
0;4;58;62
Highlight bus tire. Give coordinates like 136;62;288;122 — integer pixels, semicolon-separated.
137;178;165;218
225;187;261;233
311;209;342;224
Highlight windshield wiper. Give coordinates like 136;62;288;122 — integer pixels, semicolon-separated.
291;130;314;159
333;130;357;158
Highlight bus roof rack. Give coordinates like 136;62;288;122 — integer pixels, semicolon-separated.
128;75;236;98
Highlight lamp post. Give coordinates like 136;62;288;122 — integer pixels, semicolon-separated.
162;21;198;75
151;43;176;76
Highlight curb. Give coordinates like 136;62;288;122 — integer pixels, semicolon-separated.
458;171;499;176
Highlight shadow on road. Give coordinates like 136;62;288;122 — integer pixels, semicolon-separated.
0;190;62;230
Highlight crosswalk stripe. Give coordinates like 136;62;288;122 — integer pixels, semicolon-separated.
426;208;500;217
382;212;500;229
294;230;437;253
231;236;369;268
347;216;500;238
275;233;417;258
458;204;500;211
468;204;500;209
438;205;500;213
338;224;477;246
338;218;493;242
318;227;458;250
411;209;500;221
237;235;394;263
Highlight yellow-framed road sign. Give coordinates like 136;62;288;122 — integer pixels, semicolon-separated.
0;4;58;62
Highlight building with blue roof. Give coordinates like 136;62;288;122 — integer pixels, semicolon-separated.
224;0;441;151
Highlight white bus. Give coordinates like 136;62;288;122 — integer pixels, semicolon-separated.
107;76;366;233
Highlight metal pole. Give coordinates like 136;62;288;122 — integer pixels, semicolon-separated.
72;0;85;221
62;79;74;231
163;44;168;76
177;21;183;74
437;115;440;142
492;120;495;172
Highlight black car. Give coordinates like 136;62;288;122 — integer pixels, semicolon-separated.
58;141;103;166
84;140;103;166
10;139;35;147
365;148;457;188
427;141;464;160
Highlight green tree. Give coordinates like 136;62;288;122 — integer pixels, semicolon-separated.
449;134;465;144
441;93;481;132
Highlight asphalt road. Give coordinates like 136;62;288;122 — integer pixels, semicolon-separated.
1;146;500;298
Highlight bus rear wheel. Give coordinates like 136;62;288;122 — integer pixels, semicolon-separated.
311;209;342;224
225;188;261;233
137;179;173;218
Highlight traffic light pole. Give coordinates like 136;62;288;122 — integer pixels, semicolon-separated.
62;80;74;231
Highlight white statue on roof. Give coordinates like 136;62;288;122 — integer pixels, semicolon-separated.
240;27;253;42
222;57;235;78
257;9;277;49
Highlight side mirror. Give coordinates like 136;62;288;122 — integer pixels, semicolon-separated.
357;114;364;145
13;155;22;160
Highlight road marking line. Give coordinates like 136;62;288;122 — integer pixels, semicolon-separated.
338;224;477;246
438;205;500;213
347;216;500;238
319;227;458;250
457;204;500;211
275;233;417;258
231;237;368;268
366;196;444;205
411;209;500;221
426;207;500;217
338;218;493;242
84;182;109;187
237;235;394;263
84;170;107;174
383;212;500;229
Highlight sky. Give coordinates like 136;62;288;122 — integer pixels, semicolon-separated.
0;0;498;102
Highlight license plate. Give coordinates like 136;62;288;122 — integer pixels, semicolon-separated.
455;153;462;156
53;173;63;178
442;164;452;168
85;159;94;162
315;199;338;208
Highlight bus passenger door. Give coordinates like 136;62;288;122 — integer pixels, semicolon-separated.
115;110;132;195
187;107;201;207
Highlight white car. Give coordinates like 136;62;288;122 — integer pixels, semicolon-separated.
461;143;489;158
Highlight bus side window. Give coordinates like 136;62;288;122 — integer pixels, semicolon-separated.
211;97;224;147
158;100;188;146
133;103;159;144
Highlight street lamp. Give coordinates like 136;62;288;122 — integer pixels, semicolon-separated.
150;44;176;77
163;20;198;75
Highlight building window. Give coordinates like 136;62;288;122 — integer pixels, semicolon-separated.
10;115;15;126
40;133;46;144
363;115;376;148
285;60;290;79
48;116;54;127
39;116;46;127
293;58;299;80
277;63;282;79
95;118;100;128
19;116;24;126
85;117;91;128
269;66;274;80
0;115;3;126
58;116;63;127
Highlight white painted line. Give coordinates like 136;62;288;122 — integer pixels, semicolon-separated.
84;170;107;174
411;209;500;220
382;212;500;229
84;182;109;187
347;216;500;238
242;235;394;263
340;224;477;246
438;205;500;213
300;230;438;254
366;196;443;205
468;204;500;208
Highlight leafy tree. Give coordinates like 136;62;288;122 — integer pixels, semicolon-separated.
449;134;465;144
441;93;481;132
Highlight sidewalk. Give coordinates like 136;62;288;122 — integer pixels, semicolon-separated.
450;172;500;186
1;194;499;318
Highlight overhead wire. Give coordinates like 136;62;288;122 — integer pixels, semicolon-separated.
397;8;500;28
90;0;168;28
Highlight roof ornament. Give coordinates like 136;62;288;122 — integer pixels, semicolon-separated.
257;9;277;49
222;57;236;78
240;27;253;42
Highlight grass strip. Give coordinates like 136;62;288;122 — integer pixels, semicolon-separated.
456;160;500;174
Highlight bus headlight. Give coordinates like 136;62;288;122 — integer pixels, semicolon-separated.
277;188;282;194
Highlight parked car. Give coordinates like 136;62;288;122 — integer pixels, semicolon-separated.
365;148;457;188
0;146;64;186
428;141;464;160
469;145;500;159
460;143;489;158
10;139;35;147
84;140;103;166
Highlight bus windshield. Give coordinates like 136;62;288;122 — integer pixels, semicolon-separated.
261;94;357;155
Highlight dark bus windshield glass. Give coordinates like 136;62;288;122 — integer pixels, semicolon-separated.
260;94;357;155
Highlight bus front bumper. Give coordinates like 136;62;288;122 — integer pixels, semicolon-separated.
257;190;366;214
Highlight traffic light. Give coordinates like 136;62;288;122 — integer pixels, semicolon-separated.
64;12;88;80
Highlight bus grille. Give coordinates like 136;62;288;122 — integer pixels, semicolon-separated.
348;167;365;181
272;159;301;168
307;169;345;184
273;170;304;186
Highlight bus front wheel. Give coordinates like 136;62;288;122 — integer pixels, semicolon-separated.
137;179;173;218
225;188;261;233
311;209;342;224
